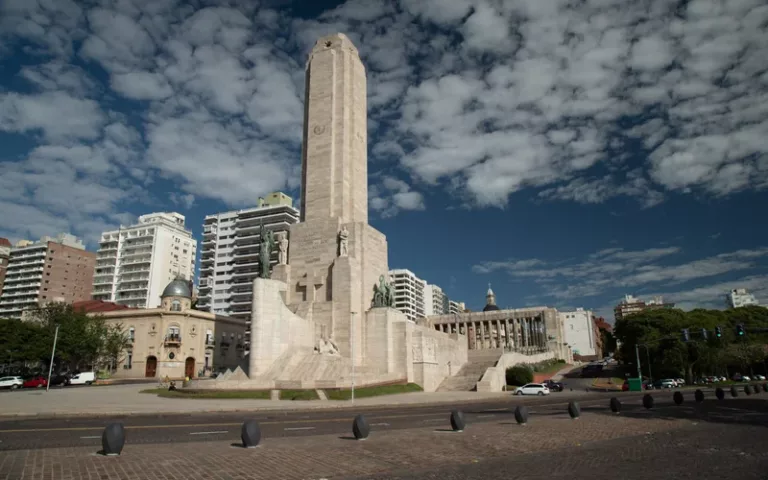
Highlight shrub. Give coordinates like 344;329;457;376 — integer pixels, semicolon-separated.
506;365;533;386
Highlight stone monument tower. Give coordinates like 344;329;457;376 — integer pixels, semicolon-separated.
272;33;388;366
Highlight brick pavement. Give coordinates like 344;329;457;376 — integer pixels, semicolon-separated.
0;409;691;480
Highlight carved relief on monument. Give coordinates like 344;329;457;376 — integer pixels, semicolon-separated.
338;225;349;257
277;233;289;265
423;338;437;363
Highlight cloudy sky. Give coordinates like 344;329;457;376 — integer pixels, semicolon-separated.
1;0;767;319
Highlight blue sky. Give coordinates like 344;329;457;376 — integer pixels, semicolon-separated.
1;0;767;320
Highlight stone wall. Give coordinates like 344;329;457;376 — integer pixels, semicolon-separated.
475;350;556;392
248;278;315;376
411;327;469;392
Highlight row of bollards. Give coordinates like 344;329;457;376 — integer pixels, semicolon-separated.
98;383;768;455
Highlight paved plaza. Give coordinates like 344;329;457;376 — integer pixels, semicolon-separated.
2;396;767;479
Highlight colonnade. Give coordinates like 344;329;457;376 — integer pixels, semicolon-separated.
435;316;548;352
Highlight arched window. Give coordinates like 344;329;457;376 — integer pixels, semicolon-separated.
128;327;135;342
171;300;181;312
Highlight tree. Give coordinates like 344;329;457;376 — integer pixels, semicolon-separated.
25;303;109;371
505;365;533;386
614;305;768;381
102;323;132;372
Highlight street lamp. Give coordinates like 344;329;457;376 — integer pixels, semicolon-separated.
351;311;357;404
46;324;60;392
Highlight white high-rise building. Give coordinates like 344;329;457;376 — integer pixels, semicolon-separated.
559;308;597;358
388;269;426;322
92;212;196;309
423;283;448;316
448;300;466;314
726;288;759;308
196;193;299;336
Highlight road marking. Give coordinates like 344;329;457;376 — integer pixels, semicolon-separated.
189;431;228;435
79;436;101;439
371;423;390;426
421;418;443;423
477;415;495;418
284;427;315;431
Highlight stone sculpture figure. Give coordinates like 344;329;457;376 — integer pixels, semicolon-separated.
338;226;349;257
277;233;289;265
315;335;340;355
259;225;276;278
372;274;395;308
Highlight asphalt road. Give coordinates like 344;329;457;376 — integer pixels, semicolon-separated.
0;390;658;451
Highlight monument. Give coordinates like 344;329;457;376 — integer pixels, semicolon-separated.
191;33;468;392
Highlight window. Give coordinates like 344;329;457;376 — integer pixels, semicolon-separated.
126;351;133;368
171;300;182;312
128;327;135;342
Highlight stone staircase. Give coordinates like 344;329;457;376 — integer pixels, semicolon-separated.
437;351;502;392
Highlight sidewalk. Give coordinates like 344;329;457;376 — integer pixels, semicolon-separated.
0;384;512;418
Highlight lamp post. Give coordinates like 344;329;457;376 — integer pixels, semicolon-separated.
46;324;60;392
641;344;653;384
351;311;357;404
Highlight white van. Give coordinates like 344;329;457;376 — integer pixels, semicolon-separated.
69;372;96;385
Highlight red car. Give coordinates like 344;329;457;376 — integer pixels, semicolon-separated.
23;376;48;388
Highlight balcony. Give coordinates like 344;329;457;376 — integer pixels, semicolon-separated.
163;334;182;346
205;339;215;349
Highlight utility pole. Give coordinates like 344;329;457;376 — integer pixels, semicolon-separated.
46;324;60;392
643;345;653;384
634;343;642;380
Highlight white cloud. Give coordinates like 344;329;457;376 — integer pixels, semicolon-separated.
111;71;173;100
1;0;768;244
370;175;425;218
0;91;106;141
474;245;768;302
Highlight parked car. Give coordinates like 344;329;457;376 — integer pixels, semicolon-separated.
0;376;24;389
23;376;48;388
69;372;95;385
675;378;685;386
754;375;766;381
49;374;71;387
622;379;651;391
515;383;550;396
652;379;676;389
542;379;564;392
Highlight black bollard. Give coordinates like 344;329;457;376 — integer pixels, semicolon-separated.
450;410;466;432
715;387;725;400
609;397;621;414
643;393;654;409
101;423;125;456
763;383;768;393
352;414;370;440
744;385;752;396
752;384;760;394
694;389;704;403
568;401;580;419
673;391;684;405
730;386;738;397
514;405;529;425
241;420;261;448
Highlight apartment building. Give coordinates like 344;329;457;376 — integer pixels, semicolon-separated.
423;283;449;316
0;234;95;319
559;308;597;359
196;193;299;342
449;300;466;314
0;238;10;296
613;294;675;322
92;212;196;309
388;269;426;322
726;288;759;308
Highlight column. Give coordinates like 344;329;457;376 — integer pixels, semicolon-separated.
495;319;502;349
478;321;485;349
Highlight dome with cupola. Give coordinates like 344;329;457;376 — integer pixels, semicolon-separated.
160;277;192;312
483;284;500;312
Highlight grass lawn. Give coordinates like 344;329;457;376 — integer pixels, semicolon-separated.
533;362;570;375
140;388;271;399
325;383;422;401
279;389;319;400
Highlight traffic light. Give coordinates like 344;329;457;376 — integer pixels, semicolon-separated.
736;324;746;337
715;326;722;338
701;328;708;340
682;328;690;342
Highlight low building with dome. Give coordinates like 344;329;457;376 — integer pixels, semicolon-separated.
89;277;247;380
421;285;573;392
